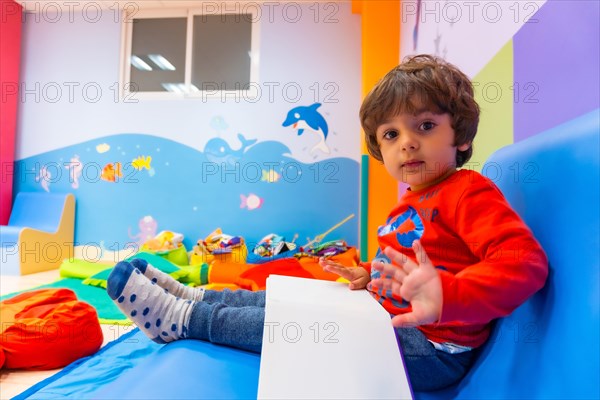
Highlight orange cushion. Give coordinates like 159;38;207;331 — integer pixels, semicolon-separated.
0;288;103;370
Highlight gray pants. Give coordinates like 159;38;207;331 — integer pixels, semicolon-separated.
188;289;266;353
188;288;473;391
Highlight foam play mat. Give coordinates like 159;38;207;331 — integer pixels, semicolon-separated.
12;329;160;400
13;329;260;400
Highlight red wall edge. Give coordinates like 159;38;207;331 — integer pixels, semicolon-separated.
0;0;22;224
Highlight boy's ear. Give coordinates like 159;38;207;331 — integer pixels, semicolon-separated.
457;142;471;151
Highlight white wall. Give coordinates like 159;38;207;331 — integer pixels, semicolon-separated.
399;0;545;77
16;2;361;164
14;2;363;250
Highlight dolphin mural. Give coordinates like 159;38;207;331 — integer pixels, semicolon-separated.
282;103;330;154
203;133;257;166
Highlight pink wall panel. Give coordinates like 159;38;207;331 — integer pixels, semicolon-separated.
0;0;22;224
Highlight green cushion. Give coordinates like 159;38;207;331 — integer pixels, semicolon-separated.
82;252;189;289
59;258;114;280
141;246;189;266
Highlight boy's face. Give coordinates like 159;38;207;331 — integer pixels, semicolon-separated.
375;110;470;191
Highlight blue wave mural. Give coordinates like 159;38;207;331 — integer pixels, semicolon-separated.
14;134;359;252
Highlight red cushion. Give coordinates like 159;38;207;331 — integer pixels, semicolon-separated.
0;288;103;370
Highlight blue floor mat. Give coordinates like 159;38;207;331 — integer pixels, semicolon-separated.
13;329;161;400
14;328;261;400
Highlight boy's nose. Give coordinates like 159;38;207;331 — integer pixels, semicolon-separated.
401;135;419;151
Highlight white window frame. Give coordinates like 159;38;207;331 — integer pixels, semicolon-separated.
120;5;260;100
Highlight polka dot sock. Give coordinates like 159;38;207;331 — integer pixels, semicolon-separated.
107;261;194;344
129;258;205;302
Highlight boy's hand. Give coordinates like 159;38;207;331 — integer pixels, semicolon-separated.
319;258;371;290
372;240;442;328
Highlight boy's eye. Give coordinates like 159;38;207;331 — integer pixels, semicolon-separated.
420;121;436;131
383;130;398;140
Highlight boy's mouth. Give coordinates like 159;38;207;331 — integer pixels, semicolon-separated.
402;160;424;168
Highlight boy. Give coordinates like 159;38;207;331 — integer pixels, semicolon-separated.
107;55;548;391
322;54;548;389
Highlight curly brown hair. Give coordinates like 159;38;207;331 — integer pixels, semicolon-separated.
359;54;480;167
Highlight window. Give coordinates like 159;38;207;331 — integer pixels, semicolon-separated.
121;6;260;98
129;16;187;92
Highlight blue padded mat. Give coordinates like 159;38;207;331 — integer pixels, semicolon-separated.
14;329;160;400
14;328;260;400
92;338;260;399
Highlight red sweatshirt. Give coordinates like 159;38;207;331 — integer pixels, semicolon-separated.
366;169;548;348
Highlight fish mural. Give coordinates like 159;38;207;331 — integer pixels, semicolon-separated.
261;169;281;183
203;133;257;166
132;155;152;171
101;162;122;182
13;133;359;252
282;103;330;155
240;193;263;210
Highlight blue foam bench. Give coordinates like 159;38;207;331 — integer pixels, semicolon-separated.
416;109;599;399
0;192;75;275
69;110;599;399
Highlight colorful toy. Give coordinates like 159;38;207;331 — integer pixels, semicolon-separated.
191;228;247;265
297;239;351;258
142;230;184;251
302;214;355;250
252;233;298;258
141;230;188;265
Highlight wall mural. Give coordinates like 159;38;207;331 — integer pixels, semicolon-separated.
12;1;362;263
14;105;359;257
282;103;330;155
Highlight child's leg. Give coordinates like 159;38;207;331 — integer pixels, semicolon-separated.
130;258;266;307
395;328;474;391
108;261;264;352
202;288;266;307
187;301;264;353
129;258;205;301
108;261;194;343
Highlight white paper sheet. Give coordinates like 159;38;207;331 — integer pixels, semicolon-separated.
258;275;413;399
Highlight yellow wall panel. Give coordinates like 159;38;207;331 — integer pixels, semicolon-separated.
471;40;514;172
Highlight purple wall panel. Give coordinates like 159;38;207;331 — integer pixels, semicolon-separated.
514;0;599;141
